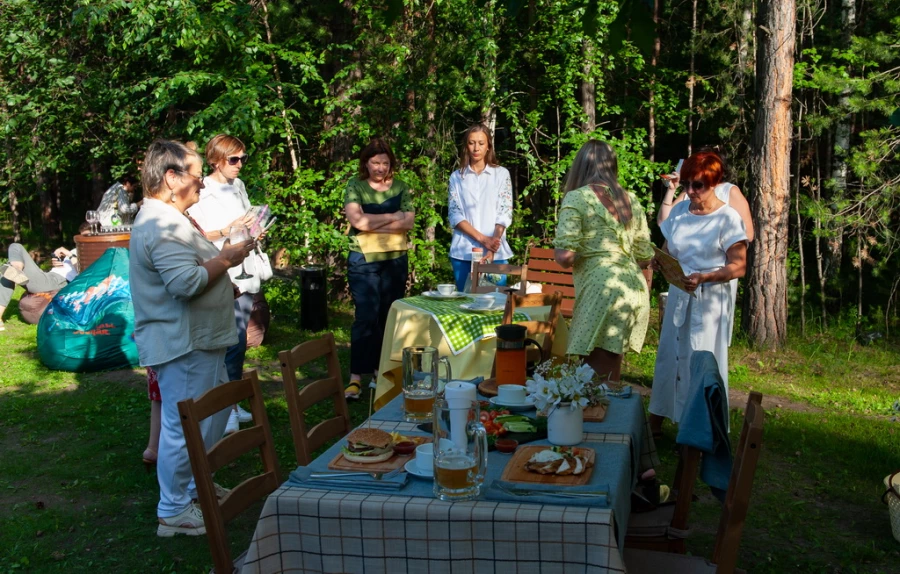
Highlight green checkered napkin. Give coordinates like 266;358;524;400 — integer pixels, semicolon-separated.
404;296;530;355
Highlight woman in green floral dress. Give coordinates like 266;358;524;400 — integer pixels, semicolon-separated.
553;140;654;381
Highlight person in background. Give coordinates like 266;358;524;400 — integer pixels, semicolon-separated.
0;243;79;331
447;123;514;292
187;134;267;434
649;151;749;437
130;139;253;537
553;140;654;381
97;175;138;226
342;138;415;400
657;148;754;344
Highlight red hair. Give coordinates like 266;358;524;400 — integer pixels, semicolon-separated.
680;151;724;188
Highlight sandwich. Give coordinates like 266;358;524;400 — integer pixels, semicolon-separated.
341;428;394;464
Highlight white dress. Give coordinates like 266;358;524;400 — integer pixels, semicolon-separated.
715;183;740;344
649;201;747;423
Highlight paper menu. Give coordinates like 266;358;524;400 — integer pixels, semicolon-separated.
652;246;696;297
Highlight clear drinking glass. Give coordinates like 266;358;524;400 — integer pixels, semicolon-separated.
402;346;451;423
432;398;488;501
85;210;99;235
228;225;254;280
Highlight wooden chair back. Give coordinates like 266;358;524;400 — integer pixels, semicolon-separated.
624;393;765;573
279;332;352;466
470;262;528;294
178;370;281;574
525;246;576;317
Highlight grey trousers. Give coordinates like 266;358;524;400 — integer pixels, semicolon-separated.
1;243;68;307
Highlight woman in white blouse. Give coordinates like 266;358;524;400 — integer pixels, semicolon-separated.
447;124;514;291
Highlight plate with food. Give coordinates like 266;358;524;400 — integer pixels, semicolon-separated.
327;428;429;472
499;445;595;485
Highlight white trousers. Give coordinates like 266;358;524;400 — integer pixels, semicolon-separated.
155;349;230;518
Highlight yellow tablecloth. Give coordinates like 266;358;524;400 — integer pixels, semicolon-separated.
374;298;569;409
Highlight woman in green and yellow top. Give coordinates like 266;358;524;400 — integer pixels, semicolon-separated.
553;140;654;382
344;139;415;398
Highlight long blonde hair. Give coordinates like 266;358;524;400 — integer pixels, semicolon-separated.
563;140;632;226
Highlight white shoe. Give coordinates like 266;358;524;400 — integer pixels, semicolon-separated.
157;503;205;537
235;404;252;424
224;409;240;435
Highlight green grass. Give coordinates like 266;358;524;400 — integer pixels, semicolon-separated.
2;288;900;572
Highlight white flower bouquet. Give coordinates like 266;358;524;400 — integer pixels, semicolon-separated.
525;358;608;415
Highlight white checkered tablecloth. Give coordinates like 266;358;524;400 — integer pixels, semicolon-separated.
241;488;625;574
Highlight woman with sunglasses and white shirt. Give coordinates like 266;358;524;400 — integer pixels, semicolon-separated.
648;151;749;436
187;134;265;434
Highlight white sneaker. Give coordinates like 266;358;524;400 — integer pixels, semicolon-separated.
235;404;253;424
224;409;240;435
157;503;205;537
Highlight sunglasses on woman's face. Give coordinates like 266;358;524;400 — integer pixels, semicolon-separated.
685;180;706;190
227;154;249;166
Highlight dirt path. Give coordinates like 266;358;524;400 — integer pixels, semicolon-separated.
630;383;823;414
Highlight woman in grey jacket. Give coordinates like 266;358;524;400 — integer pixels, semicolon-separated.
130;139;254;537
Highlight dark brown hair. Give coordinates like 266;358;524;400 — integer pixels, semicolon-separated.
457;124;499;171
358;138;396;180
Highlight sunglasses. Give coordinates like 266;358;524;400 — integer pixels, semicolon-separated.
226;154;249;166
684;180;706;191
177;170;203;182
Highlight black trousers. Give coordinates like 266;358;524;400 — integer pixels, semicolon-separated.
347;252;408;375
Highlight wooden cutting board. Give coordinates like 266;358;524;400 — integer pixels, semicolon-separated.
327;436;430;472
583;403;608;422
500;445;595;485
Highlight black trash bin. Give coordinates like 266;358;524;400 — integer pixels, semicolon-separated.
299;265;328;331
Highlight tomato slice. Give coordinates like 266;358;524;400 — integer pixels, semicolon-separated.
489;411;499;420
479;412;490;423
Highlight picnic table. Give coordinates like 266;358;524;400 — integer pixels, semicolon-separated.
373;295;570;410
240;391;660;573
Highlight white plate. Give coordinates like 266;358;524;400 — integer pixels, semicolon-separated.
489;397;536;412
459;303;503;313
404;460;434;479
422;290;467;299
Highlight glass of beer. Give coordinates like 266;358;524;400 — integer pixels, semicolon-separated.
432;398;488;501
402;346;451;423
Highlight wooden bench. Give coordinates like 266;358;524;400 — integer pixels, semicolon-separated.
525;246;575;318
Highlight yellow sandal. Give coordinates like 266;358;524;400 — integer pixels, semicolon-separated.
344;381;362;400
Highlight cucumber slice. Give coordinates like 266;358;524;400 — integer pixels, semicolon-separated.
503;422;537;433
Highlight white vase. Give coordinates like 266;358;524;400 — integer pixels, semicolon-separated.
547;402;584;446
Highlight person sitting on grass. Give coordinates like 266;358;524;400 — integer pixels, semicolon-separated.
0;242;80;331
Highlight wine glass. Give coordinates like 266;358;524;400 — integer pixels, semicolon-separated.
85;210;99;235
228;225;254;280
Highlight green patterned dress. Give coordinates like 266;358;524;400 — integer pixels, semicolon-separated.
553;187;654;356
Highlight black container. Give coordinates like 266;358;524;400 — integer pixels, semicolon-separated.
299;265;328;331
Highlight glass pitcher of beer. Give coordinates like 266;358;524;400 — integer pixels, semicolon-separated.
432;398;488;501
402;346;451;423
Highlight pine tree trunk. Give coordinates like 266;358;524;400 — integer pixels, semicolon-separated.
742;0;795;349
581;40;596;134
648;0;661;161
257;0;299;172
687;0;698;156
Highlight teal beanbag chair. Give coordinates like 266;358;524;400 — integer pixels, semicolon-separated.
37;247;139;372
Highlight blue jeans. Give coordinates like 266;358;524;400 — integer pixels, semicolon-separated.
348;252;408;375
450;258;509;292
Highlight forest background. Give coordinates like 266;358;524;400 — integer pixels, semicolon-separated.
1;0;899;345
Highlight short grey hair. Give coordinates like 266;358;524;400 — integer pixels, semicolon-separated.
141;139;201;197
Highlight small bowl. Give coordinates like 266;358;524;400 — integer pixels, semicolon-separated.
495;439;519;454
392;441;416;456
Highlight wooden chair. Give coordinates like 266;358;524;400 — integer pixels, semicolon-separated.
524;246;576;317
279;332;352;466
178;370;281;574
626;392;763;554
470;261;528;294
624;395;765;574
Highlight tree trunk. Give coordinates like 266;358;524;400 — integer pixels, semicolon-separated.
687;0;698;156
742;0;795;349
581;40;596;133
648;0;661;161
257;0;299;172
794;108;805;336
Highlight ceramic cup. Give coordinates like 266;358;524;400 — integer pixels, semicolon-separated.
473;294;495;309
415;443;435;475
497;384;527;405
437;284;455;296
